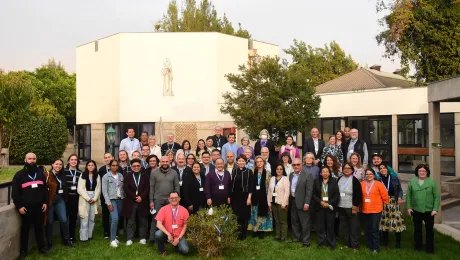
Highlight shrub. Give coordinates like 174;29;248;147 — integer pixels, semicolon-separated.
10;104;68;165
186;205;238;258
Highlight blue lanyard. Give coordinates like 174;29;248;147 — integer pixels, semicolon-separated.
28;172;37;181
257;173;262;185
133;173;141;190
171;206;179;225
366;181;375;197
340;176;352;192
385;176;391;191
52;171;61;189
322;182;328;194
196;176;202;187
216;171;224;185
179;168;184;181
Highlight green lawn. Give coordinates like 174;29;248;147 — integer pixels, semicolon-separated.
0;167;22;183
24;217;460;260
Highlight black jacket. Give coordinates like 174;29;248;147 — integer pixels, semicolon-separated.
337;175;362;208
250;169;269;217
312;177;340;210
12;167;48;209
380;174;403;199
182;172;206;211
161;142;182;156
344;138;367;165
211;135;227;149
254;139;276;157
200;163;215;176
305;137;326;165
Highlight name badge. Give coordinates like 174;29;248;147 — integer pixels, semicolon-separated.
350;150;354;154
199;187;204;192
340;192;345;197
58;189;63;194
219;185;224;190
172;224;178;229
135;191;138;196
256;186;260;190
365;198;371;203
323;197;328;201
71;186;77;190
179;181;183;186
217;147;221;151
273;193;277;197
87;191;94;195
31;183;38;188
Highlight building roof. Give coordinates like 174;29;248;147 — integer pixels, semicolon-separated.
315;67;416;94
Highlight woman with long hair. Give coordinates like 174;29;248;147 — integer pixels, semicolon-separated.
325;155;341;179
321;135;344;166
186;153;196;168
279;135;300;160
165;150;177;167
350;152;365;181
336;130;346;160
77;160;101;242
195;139;206;162
117;150;131;176
64;154;82;243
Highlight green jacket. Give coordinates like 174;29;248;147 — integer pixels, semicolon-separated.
406;177;440;213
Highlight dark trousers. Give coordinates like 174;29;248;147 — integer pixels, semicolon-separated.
413;211;434;253
149;199;168;241
101;194;110;237
237;217;249;240
290;197;312;245
316;208;336;248
363;212;381;251
66;195;78;240
382;231;401;248
20;205;46;253
338;207;360;249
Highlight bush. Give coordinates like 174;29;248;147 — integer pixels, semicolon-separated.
10;104;68;165
187;205;238;258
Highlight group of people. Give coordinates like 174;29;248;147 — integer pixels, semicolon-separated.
12;126;440;259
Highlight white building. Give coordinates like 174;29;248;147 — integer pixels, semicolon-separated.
76;32;279;163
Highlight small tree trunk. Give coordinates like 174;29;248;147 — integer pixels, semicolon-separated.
0;120;3;150
8;127;14;150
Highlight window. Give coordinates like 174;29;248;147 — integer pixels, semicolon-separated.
77;125;91;161
398;115;427;147
398;155;427;173
105;123;155;155
320;118;342;141
369;120;390;145
440;113;455;148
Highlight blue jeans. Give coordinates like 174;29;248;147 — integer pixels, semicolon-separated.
363;212;382;251
47;195;69;243
109;199;123;241
154;230;189;255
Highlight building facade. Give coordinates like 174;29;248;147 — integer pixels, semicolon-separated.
76;32;279;163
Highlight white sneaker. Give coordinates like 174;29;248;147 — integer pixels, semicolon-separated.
139;239;146;245
114;238;119;244
126;240;133;246
110;240;118;247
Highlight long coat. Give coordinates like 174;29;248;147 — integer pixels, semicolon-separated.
122;172;150;217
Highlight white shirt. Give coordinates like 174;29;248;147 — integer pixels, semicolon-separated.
149;145;162;159
119;137;141;159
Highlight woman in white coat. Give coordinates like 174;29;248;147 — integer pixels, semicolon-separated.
267;163;290;241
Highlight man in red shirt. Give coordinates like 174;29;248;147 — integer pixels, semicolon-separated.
154;191;190;256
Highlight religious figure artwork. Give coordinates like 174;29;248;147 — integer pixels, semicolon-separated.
161;58;174;96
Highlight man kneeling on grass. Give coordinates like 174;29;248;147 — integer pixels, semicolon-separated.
154;191;190;256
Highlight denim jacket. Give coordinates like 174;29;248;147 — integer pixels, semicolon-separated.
102;172;125;205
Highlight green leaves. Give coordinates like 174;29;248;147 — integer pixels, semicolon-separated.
156;0;251;39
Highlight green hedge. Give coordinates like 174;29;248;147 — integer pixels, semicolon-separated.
10;108;68;165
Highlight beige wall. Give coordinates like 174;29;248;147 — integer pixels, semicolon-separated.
318;87;460;118
76;32;279;125
252;40;280;57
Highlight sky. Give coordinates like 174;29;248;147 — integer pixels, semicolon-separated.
0;0;401;74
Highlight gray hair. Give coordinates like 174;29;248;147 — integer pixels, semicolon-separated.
303;152;316;162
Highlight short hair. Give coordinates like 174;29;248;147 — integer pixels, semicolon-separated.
240;136;250;144
130;158;142;165
142;145;150;149
186;153;196;161
414;164;431;177
228;132;236;138
211;149;221;155
132;151;141;157
146;154;159;165
169;191;180;197
126;127;135;132
215;158;224;164
201;151;210;157
366;167;377;177
141;131;148;135
342;162;354;171
236;154;247;162
280;152;292;164
165;150;175;158
303;152;316;164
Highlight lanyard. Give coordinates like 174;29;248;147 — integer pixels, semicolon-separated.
216;171;224;185
171;206;179;225
28;172;37;181
196;176;202;187
179;168;184;181
133;173;141;190
340;176;352;192
52;171;62;189
69;169;77;184
89;175;93;190
257;173;262;185
322;182;328;194
168;143;175;151
216;138;221;147
366;181;375;197
385;176;391;191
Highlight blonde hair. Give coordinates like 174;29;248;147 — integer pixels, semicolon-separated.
350;152;363;169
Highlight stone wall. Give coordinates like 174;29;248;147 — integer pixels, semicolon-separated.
0;205;22;260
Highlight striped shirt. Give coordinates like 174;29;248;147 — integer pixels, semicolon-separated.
64;168;83;196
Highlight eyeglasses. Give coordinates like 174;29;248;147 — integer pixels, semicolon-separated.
132;165;141;168
292;164;301;166
343;167;352;170
202;156;210;159
169;197;179;200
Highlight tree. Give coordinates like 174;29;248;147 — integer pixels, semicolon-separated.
376;0;460;83
29;59;77;134
155;0;251;39
221;56;321;143
284;40;359;87
0;71;34;150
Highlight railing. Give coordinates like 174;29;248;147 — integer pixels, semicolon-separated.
0;181;13;205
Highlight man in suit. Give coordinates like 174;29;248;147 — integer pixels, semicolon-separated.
304;128;325;167
289;158;314;247
199;151;215;176
210;126;227;151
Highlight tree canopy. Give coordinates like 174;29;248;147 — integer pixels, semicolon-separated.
221;55;321;143
376;0;460;83
155;0;251;39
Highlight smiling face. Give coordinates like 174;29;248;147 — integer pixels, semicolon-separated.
183;142;190;150
226;152;234;164
379;164;388;176
216;159;224;171
305;154;314;165
192;163;201;174
418;167;428;179
140;132;148;142
148;136;156;146
276;165;284;176
292;159;302;172
52;160;63;172
350;154;359;166
321;167;331;179
255;157;264;169
167;134;174;143
141;146;150;156
69;155;78;168
329;136;336;146
237;158;247;168
198;140;205;149
104;153;113;166
215;127;222;136
343;164;353;176
148;157;157;168
286;136;293;145
119;151;128;162
206;139;213;148
201;153;210;165
373;156;382;166
241;138;249;146
176;154;185;167
311;128;319;139
244;149;252;160
131;161;141;173
365;170;375;181
127;129;135;138
326;157;334;167
87;162;96;172
336;131;342;140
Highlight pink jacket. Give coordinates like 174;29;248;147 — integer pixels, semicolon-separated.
279;145;300;160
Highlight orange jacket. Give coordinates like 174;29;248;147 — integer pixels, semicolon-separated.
360;180;389;214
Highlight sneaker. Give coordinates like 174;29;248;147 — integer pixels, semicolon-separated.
114;238;119;244
104;236;109;239
139;239;147;245
126;240;133;246
110;240;118;247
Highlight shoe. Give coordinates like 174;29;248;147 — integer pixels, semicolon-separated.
65;240;75;247
39;248;49;254
252;232;258;238
110;240;118;247
114;238;119;244
353;248;359;253
126;240;133;246
372;250;378;254
104;236;109;239
139;239;147;245
160;251;167;256
149;240;155;247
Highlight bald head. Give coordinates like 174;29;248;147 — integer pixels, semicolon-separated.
24;153;37;164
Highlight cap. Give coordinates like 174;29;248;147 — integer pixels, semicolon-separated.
371;153;382;159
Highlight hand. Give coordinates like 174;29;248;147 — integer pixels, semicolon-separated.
397;198;404;205
108;205;114;212
227;198;231;204
188;205;193;212
407;209;413;216
150;202;154;209
172;237;180;246
320;201;328;208
268;205;272;212
88;199;94;204
281;205;287;210
303;205;309;211
136;196;142;203
42;204;47;212
19;207;27;215
167;234;174;243
431;211;438;216
246;198;251;206
207;199;212;206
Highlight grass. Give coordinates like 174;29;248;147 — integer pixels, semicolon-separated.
0;166;22;183
24;216;460;260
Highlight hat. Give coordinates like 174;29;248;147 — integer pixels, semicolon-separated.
372;153;382;159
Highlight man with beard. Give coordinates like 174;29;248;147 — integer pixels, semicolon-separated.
12;153;49;259
148;156;180;246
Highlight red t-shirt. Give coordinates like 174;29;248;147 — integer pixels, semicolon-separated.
155;204;189;238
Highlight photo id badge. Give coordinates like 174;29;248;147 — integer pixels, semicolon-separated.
340;192;345;197
365;198;371;203
58;189;63;194
256;186;260;190
179;181;183;186
323;197;328;201
31;183;38;188
172;224;178;229
219;185;224;190
199;187;204;192
273;193;277;197
71;186;77;190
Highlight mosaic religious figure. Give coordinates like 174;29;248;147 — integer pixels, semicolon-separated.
161;58;174;96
